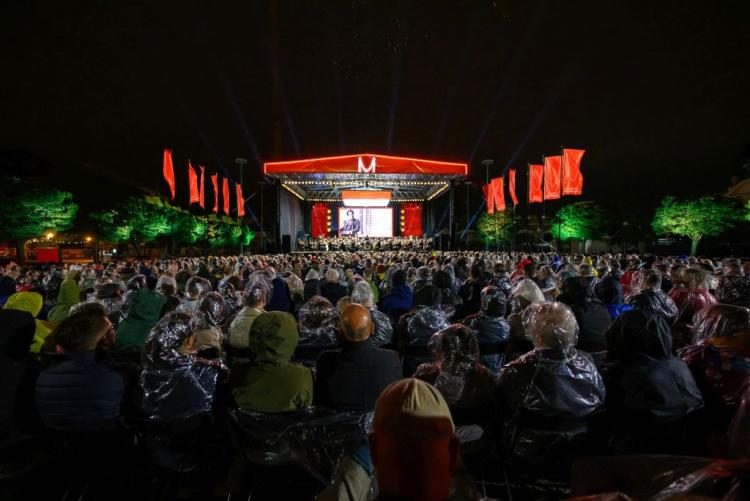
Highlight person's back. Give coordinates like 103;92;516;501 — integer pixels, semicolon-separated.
462;285;510;374
114;283;167;352
35;304;126;430
319;269;348;306
560;276;612;353
228;278;270;349
230;311;313;412
315;304;402;412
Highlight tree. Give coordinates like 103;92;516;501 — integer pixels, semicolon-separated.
0;182;79;262
745;200;750;222
652;196;739;256
477;211;514;246
551;201;608;243
89;209;133;243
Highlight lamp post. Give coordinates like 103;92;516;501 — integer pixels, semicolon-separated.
235;157;248;255
481;159;493;251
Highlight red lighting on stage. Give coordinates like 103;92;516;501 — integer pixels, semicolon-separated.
264;153;467;175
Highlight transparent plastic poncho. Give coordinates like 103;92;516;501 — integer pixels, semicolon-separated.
692;304;750;345
426;325;480;404
297;296;339;346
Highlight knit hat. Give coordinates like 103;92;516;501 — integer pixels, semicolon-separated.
373;379;455;436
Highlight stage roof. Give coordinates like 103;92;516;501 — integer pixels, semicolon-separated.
264;153;467;202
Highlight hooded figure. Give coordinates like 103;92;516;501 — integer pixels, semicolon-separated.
3;292;53;353
114;280;167;352
297;295;339;347
628;288;679;322
230;311;313;412
397;285;451;376
380;269;413;321
559;276;612;353
462;286;510;375
681;304;750;412
0;275;16;306
605;310;703;427
229;276;271;350
497;302;605;464
415;324;496;439
47;275;81;324
138;311;223;421
180;276;212;313
193;292;225;359
0;309;39;441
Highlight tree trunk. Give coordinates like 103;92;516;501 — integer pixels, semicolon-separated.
690;237;701;256
15;239;26;264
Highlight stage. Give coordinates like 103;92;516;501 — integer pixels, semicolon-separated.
264;153;467;251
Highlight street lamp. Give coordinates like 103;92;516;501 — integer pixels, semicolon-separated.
481;159;494;251
235;157;248;255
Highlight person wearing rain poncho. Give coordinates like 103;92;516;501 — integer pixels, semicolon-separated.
193;292;225;360
681;304;750;433
349;281;393;346
114;276;167;352
396;285;451;376
228;276;271;350
230;311;313;412
461;286;510;375
3;291;53;352
505;278;546;362
496;302;606;465
626;269;679;323
559;274;613;354
179;276;212;313
604;309;703;453
379;269;413;322
297;295;340;347
47;269;81;324
138;310;226;422
414;324;496;445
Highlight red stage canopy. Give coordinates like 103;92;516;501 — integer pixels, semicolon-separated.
264;153;467;176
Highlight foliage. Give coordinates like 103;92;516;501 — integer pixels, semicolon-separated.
551;201;608;241
0;181;79;241
745;200;750;222
90;195;253;250
652;196;739;255
477;211;514;243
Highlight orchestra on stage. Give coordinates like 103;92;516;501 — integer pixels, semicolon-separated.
297;235;433;252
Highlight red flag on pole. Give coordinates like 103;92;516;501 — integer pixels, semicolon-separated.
198;165;206;209
491;177;506;212
543;155;562;200
528;164;544;203
188;161;200;205
236;183;245;217
162;149;175;200
222;177;230;215
211;174;219;213
482;184;494;214
508;169;519;206
562;148;585;196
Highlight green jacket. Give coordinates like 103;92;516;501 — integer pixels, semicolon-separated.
114;289;167;352
47;279;81;324
230;311;313;412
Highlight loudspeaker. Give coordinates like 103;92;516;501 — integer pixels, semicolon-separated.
282;235;291;253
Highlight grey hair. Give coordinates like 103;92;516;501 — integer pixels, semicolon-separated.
350;281;374;306
325;268;340;282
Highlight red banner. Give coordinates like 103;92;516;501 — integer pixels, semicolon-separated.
543;155;562;200
311;203;329;238
528;164;544;203
401;203;423;237
162;149;175;200
198;165;206;209
222;177;230;215
508;169;519;206
211;174;219;213
562;148;585;196
491;177;506;212
188;161;200;205
482;184;493;214
236;183;245;217
265;153;467;175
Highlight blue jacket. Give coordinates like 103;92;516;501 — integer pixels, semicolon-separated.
380;285;413;321
265;277;294;313
35;351;126;429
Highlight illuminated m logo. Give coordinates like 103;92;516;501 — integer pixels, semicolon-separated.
358;156;376;173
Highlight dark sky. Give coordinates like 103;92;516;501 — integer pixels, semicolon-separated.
3;0;750;219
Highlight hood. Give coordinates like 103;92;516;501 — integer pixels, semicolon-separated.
560;276;597;305
4;291;43;317
56;279;81;306
627;289;679;320
0;276;16;298
606;309;672;361
129;289;167;320
0;309;35;360
249;311;299;365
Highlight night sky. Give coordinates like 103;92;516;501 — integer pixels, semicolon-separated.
3;1;750;220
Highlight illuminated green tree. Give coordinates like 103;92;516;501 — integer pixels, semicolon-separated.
652;196;739;256
0;183;79;262
477;211;514;245
551;201;608;242
90;209;133;243
745;200;750;222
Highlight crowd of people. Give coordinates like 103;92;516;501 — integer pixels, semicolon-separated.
298;235;434;252
1;250;749;499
